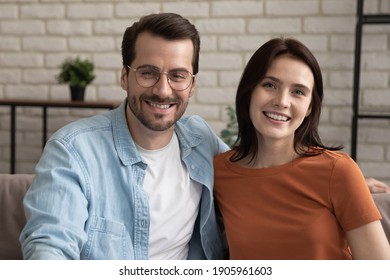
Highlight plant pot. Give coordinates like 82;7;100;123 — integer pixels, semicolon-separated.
70;86;86;101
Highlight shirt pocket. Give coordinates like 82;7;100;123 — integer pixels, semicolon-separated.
82;216;132;259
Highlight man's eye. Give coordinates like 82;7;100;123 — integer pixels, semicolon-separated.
170;71;187;81
140;70;158;79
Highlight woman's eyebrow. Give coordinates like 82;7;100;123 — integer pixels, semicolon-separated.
264;76;311;91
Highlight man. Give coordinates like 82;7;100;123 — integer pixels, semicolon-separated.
20;13;229;260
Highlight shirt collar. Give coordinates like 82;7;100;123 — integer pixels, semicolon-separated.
113;99;203;166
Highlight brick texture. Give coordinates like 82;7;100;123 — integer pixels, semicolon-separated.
0;0;389;185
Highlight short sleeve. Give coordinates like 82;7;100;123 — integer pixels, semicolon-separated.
329;154;381;232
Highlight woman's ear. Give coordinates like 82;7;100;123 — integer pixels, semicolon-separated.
305;97;313;117
306;105;312;117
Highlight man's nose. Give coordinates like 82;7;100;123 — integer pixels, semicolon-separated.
152;73;172;97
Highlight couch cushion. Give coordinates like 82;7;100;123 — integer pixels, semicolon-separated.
372;193;390;244
0;174;34;260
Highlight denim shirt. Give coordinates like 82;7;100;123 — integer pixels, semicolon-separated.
20;100;229;260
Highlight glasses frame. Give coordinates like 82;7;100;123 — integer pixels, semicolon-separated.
127;65;196;91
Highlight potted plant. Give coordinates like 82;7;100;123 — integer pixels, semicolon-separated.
56;57;96;101
220;105;238;147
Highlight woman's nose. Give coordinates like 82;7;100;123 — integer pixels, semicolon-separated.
272;91;290;108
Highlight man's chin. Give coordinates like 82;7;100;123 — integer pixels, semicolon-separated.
142;119;175;132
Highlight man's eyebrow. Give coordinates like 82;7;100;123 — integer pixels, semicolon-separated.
137;64;160;71
137;64;190;73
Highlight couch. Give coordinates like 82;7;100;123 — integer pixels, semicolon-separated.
0;174;34;260
1;173;389;260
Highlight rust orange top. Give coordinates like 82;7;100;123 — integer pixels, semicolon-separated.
214;150;381;260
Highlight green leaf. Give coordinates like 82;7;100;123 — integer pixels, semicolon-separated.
56;57;95;87
220;106;238;148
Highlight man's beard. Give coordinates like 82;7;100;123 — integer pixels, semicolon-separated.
127;94;188;131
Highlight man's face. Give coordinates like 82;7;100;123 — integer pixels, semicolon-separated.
121;32;196;133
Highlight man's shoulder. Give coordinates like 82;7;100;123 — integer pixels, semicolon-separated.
176;115;217;140
52;101;125;140
50;111;113;141
178;114;207;126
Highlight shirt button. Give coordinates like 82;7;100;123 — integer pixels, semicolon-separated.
139;220;146;227
191;165;195;170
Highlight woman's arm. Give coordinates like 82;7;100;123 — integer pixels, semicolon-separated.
347;220;390;259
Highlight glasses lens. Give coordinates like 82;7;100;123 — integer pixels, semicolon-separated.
134;66;193;91
135;67;159;88
168;70;193;91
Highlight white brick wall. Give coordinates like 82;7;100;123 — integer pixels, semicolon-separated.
0;0;389;185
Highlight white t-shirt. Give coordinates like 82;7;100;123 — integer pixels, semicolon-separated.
137;133;202;259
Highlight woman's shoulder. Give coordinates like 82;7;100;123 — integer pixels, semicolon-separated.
315;149;354;163
316;150;363;179
301;149;359;175
214;150;234;162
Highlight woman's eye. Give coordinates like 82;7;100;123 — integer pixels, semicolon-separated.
263;82;275;89
292;89;305;96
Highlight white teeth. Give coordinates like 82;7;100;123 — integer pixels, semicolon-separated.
150;103;170;109
265;112;288;121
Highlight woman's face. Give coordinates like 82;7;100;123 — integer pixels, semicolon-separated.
249;55;314;146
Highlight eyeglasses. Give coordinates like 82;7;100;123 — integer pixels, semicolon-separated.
127;65;195;91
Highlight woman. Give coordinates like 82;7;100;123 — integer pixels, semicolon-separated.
214;38;390;260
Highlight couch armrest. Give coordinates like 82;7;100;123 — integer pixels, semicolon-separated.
0;174;34;260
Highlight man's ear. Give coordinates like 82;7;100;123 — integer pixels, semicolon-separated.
120;66;128;91
189;77;196;97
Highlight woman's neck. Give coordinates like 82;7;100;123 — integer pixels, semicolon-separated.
241;137;299;168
